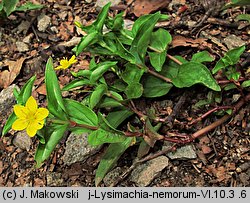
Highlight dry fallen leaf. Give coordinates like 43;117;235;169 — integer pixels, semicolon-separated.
133;0;170;17
171;35;212;49
0;57;26;88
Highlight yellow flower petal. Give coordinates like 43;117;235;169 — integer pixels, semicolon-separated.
35;108;49;120
69;55;77;64
12;119;28;130
14;105;28;118
32;120;44;130
26;96;37;114
26;124;38;137
55;65;63;70
60;59;69;67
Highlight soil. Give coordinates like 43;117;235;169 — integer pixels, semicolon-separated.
0;0;250;187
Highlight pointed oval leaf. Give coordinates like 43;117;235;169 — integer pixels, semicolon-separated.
130;12;161;63
121;63;144;84
148;50;167;72
173;62;221;91
62;79;90;91
191;51;214;63
125;82;143;99
16;75;36;104
35;124;68;168
90;83;107;109
95;137;135;186
90;61;117;83
45;57;67;119
149;28;172;52
64;99;98;127
2;112;16;136
88;129;126;146
143;75;173;98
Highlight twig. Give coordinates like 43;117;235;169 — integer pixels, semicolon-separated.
167;54;183;65
147;69;172;83
188;105;233;125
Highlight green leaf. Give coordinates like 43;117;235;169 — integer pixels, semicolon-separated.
125;82;143;99
224;0;250;8
3;0;18;16
148;51;166;72
106;12;124;31
35;124;68;168
90;83;107;109
88;128;126;146
115;39;136;64
15;2;43;12
236;14;250;23
45;57;67;119
93;2;111;32
76;31;99;56
64;99;98;127
99;91;123;108
149;28;172;52
173;62;221;91
121;63;144;84
106;107;134;128
71;69;91;78
132;15;152;36
90;61;117;83
142;75;173;98
95;137;135;186
62;79;90;91
212;46;245;74
191;51;214;63
241;80;250;88
130;12;161;63
16;75;36;104
224;83;237;91
2;112;16;136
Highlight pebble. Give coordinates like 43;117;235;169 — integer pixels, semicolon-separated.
16;41;29;52
129;156;169;186
12;131;31;151
165;143;197;159
103;167;124;186
46;172;64;186
63;132;102;165
37;14;51;32
223;34;245;50
0;84;19;119
95;0;122;10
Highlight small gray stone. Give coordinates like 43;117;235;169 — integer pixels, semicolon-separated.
46;172;64;186
37;14;51;32
103;167;124;186
129;156;169;186
16;41;29;52
166;143;197;159
23;33;34;44
17;21;30;34
0;84;19;119
223;34;245;50
96;0;121;10
13;131;31;151
63;132;102;165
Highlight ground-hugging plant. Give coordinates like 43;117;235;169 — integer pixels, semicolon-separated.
2;3;249;186
0;0;43;18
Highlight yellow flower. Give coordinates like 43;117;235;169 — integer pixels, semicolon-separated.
55;55;77;70
12;96;49;137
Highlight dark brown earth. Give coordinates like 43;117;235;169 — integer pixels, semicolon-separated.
0;0;250;187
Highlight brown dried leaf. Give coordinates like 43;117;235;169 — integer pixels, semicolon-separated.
171;35;212;49
133;0;170;17
0;57;25;88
